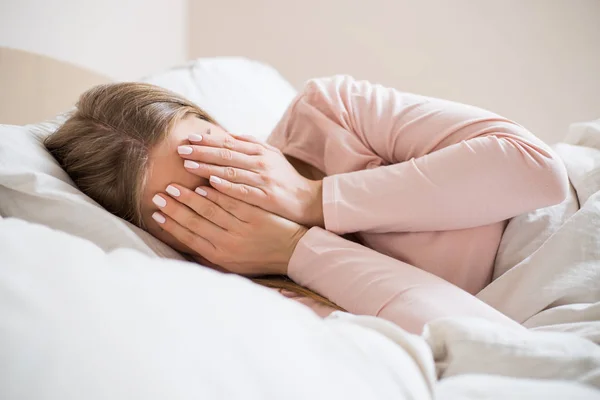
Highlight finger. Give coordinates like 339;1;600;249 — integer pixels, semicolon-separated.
183;160;263;186
178;143;258;170
208;176;268;211
229;133;281;153
163;184;241;231
188;131;264;156
194;184;257;222
151;211;216;258
152;191;227;239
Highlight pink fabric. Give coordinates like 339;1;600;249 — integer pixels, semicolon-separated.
267;75;567;332
288;228;520;334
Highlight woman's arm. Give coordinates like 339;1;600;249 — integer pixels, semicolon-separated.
152;178;518;333
176;75;568;234
272;75;569;234
288;227;521;334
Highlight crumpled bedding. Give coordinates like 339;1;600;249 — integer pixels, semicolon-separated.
2;116;599;398
420;121;600;397
479;121;600;343
340;119;600;398
330;309;599;399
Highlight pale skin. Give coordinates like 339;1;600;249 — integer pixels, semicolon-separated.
142;114;324;275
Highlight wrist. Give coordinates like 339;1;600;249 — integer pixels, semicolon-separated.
275;225;308;276
306;180;325;228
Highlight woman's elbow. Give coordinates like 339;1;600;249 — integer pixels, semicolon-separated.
498;132;569;208
538;149;570;206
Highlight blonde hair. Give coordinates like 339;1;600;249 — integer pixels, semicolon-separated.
45;82;342;311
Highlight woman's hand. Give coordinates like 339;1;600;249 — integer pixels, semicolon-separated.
150;183;308;276
177;132;325;227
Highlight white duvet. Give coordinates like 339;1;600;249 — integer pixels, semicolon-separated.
482;120;600;344
1;121;600;399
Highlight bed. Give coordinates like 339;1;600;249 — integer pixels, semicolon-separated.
1;47;599;399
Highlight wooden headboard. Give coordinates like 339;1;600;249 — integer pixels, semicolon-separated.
0;47;112;125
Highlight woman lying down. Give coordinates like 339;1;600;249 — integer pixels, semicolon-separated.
45;75;568;334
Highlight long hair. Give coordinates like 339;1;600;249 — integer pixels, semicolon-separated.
45;82;342;311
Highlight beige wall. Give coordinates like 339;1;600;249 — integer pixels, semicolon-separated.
0;0;187;80
1;0;597;142
190;0;600;143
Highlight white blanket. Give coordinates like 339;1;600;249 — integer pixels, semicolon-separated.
2;121;600;399
480;121;600;346
425;121;600;397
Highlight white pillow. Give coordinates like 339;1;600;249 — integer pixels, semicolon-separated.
565;118;600;150
141;57;298;141
0;218;428;400
0;121;180;258
0;57;297;256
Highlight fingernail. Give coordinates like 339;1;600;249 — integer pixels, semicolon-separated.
195;187;207;196
189;134;203;142
184;160;200;169
177;145;193;155
152;194;167;208
165;185;180;197
210;175;222;184
152;212;166;224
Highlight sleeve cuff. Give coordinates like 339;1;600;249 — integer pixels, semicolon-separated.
322;175;342;233
288;227;327;286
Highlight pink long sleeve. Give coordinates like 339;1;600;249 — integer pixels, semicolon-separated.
288;227;520;334
269;75;569;234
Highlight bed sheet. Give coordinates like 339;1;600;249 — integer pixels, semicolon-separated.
2;117;600;398
1;216;599;399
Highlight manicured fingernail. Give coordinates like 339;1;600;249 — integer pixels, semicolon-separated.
177;145;193;155
210;176;222;184
165;185;180;197
184;160;200;169
152;212;165;224
195;187;207;196
152;194;167;208
189;134;203;142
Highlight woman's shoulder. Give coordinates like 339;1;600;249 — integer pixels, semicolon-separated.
300;74;356;97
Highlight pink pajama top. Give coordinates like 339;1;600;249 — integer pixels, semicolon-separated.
267;75;568;333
